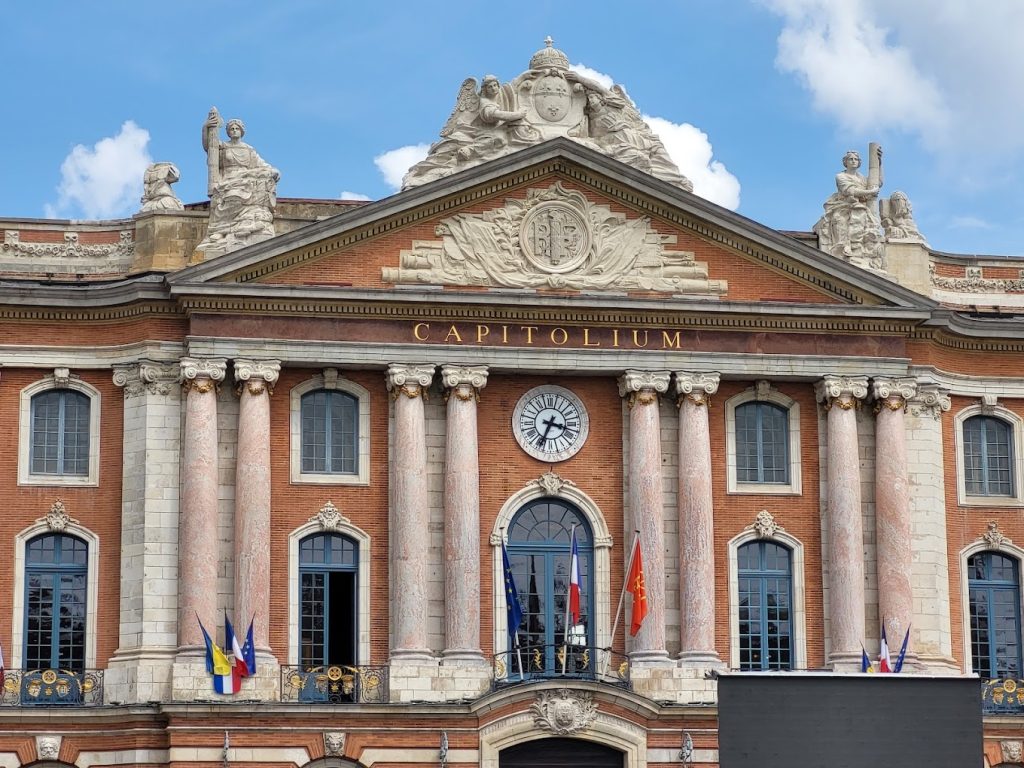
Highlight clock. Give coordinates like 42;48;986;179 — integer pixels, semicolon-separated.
512;385;589;462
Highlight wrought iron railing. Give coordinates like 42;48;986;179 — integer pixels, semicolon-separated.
982;678;1024;714
0;669;104;706
281;665;389;703
492;644;630;688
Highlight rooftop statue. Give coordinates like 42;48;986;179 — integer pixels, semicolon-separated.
401;38;693;192
140;162;184;212
813;144;886;272
197;107;280;257
881;190;927;245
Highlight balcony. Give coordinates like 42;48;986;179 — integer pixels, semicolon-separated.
492;644;630;689
0;669;104;706
280;665;389;703
982;678;1024;714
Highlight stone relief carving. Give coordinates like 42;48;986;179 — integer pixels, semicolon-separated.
311;501;350;532
323;731;346;756
44;500;77;532
2;230;134;260
53;367;71;387
530;688;597;735
982;520;1010;550
36;735;61;760
871;377;917;409
880;190;926;244
752;509;782;539
815;375;869;409
197;107;280;258
814;144;886;272
382;182;725;293
534;470;576;497
402;38;692;191
1001;740;1023;765
233;359;281;397
140;162;184;212
754;380;772;401
929;262;1024;293
908;382;951;420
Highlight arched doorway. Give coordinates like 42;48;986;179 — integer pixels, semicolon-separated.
500;738;624;768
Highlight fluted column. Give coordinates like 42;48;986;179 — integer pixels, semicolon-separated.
178;358;226;650
873;377;916;666
233;359;281;654
386;364;436;660
618;370;670;662
440;365;489;663
815;375;869;668
675;372;723;668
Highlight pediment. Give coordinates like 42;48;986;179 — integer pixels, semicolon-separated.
168;139;933;310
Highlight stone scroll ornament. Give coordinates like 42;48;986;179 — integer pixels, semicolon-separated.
382;181;726;293
197;107;280;257
402;38;692;191
813;144;887;272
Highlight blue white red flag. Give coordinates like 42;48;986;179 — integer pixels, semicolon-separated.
878;623;892;673
199;615;240;694
568;527;581;625
225;614;250;683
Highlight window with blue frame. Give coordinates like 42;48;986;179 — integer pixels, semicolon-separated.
735;401;790;485
969;551;1022;680
30;389;90;476
300;390;358;475
24;533;87;672
299;532;358;669
506;499;593;675
737;540;793;670
963;416;1014;497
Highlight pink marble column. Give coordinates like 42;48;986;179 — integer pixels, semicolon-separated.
618;370;670;662
386;364;436;660
873;377;917;665
675;372;723;667
178;358;226;650
233;359;281;653
815;375;869;668
440;365;489;662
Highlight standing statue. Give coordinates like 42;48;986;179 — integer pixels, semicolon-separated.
881;190;927;244
197;107;280;256
814;144;885;271
140;162;184;212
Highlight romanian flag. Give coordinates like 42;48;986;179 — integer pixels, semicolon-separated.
568;527;581;625
861;645;875;673
626;537;648;636
200;617;240;694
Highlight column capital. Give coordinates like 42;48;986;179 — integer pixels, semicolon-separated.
386;363;435;398
112;361;179;398
815;375;868;409
179;358;227;393
440;365;488;391
618;370;670;396
234;359;281;396
674;371;720;407
908;382;952;420
871;377;917;412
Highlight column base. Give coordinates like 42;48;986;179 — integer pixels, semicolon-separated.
171;646;280;701
389;648;437;663
913;652;962;675
441;649;488;665
677;650;726;671
105;647;175;704
828;650;867;673
628;649;672;665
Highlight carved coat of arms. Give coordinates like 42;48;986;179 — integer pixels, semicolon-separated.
530;688;598;735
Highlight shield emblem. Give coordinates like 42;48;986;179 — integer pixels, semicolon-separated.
533;74;572;122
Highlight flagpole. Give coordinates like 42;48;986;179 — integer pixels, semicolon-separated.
562;524;576;675
603;530;640;678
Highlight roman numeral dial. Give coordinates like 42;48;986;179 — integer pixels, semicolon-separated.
512;385;590;463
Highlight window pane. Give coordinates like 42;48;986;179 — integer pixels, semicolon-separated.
964;416;1014;496
24;534;87;671
735;402;789;484
969;551;1022;679
301;390;358;475
737;541;794;671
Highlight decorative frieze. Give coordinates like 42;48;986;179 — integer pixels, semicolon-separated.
233;358;281;396
386;364;435;399
930;262;1024;293
674;371;720;407
2;229;134;259
179;358;227;394
908;382;951;419
815;375;868;410
530;688;597;735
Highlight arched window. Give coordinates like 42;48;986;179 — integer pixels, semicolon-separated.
968;550;1022;679
506;499;593;675
735;401;789;485
300;390;359;475
25;533;88;672
963;416;1014;497
737;540;793;671
299;532;358;669
30;389;90;477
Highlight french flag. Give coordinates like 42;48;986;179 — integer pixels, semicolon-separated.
878;623;892;673
225;614;252;682
569;527;581;625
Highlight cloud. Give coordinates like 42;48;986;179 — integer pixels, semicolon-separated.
760;0;1024;155
570;62;614;90
340;191;371;201
46;120;152;219
949;215;992;230
374;144;430;191
642;117;741;210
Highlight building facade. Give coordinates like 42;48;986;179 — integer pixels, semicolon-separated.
1;42;1023;768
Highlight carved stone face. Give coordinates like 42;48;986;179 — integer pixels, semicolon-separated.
481;78;500;97
226;120;245;139
843;151;861;170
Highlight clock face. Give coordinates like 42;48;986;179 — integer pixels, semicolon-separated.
512;385;589;462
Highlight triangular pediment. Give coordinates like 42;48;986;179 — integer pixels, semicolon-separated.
168;139;933;311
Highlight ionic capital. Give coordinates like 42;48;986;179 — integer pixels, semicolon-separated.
815;375;868;411
674;371;720;407
908;382;951;420
179;357;227;394
871;377;917;412
440;365;488;391
386;363;435;399
113;361;179;398
618;370;670;409
234;359;281;396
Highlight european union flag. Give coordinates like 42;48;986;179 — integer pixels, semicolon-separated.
502;540;524;640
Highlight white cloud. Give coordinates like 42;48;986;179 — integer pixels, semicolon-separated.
340;190;371;201
47;120;152;219
643;116;741;210
374;144;430;190
569;62;614;90
950;215;992;230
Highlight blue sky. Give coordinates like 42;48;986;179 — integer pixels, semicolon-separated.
3;1;1023;256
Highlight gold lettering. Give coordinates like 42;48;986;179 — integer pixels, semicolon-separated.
413;322;430;341
632;330;649;348
550;327;568;345
521;326;538;344
612;329;620;348
582;328;600;347
444;325;463;343
501;325;509;344
476;325;490;343
661;330;681;349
